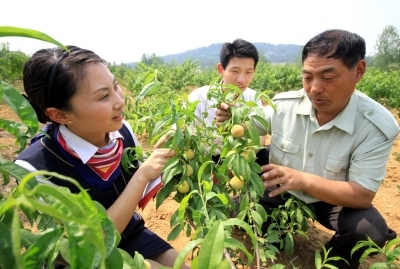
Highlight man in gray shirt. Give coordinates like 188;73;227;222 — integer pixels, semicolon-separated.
217;29;399;268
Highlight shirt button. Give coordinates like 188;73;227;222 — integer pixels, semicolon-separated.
368;112;373;116
309;153;313;157
280;144;284;149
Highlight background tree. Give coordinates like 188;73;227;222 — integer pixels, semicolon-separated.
373;25;400;70
0;42;29;84
140;52;164;66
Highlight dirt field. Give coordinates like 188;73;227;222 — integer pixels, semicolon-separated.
1;102;399;268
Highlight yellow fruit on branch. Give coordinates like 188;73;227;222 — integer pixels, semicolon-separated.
184;149;195;160
186;164;193;177
230;175;245;190
230;124;244;138
177;181;190;193
143;260;151;269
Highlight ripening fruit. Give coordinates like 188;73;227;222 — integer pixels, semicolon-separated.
143;260;151;269
219;259;231;269
177;181;190;193
230;175;244;190
186;164;193;177
184;149;195;160
231;124;245;138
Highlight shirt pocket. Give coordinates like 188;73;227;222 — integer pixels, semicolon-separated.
323;157;349;181
270;132;300;167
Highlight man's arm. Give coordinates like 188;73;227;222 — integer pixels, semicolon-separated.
261;164;375;208
261;132;398;209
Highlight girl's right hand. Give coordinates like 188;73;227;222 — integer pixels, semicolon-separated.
137;148;176;182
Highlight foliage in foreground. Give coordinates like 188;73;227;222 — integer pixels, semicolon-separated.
1;25;400;269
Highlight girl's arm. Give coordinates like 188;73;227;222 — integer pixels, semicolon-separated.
106;148;175;233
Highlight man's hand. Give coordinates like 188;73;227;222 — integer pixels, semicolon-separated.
216;102;231;127
261;164;305;197
260;164;375;209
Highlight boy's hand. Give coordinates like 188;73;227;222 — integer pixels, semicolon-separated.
216;102;231;127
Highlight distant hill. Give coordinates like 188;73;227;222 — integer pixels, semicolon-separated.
125;42;302;68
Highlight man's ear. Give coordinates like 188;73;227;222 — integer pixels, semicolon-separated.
217;63;224;75
46;108;70;125
355;59;366;83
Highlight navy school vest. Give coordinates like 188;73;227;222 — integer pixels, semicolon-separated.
16;124;139;210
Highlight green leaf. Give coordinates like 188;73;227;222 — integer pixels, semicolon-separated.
2;81;38;137
142;70;156;85
171;239;203;269
301;203;316;220
244;121;261;147
254;203;268;222
156;178;176;209
314;250;322;269
11;205;22;268
295;208;303;223
239;193;250;212
101;216;120;256
0;80;3;103
20;228;40;249
161;156;180;180
251;115;270;133
359;247;379;263
168;224;183;241
223;237;253;262
0;158;37;188
323;265;340;269
197;220;224;269
29;184;87;219
135;81;162;105
250;171;264;196
19;204;35;227
231;155;251;184
250;210;263;226
386;246;400;264
369;262;393;269
284;233;294;254
22;228;64;268
0;221;15;269
105;248;123;269
0;26;68;51
215;194;229;205
117;248;136;268
222;219;257;249
132;251;145;269
269;265;286;269
65;222;100;269
0;119;29;153
196;160;214;183
178;190;196;228
385;237;400;252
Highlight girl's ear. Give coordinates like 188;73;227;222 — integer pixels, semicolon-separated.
46;108;70;125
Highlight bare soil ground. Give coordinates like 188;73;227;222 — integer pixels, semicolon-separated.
1;102;399;268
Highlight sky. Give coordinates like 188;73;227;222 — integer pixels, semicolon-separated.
1;0;400;64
